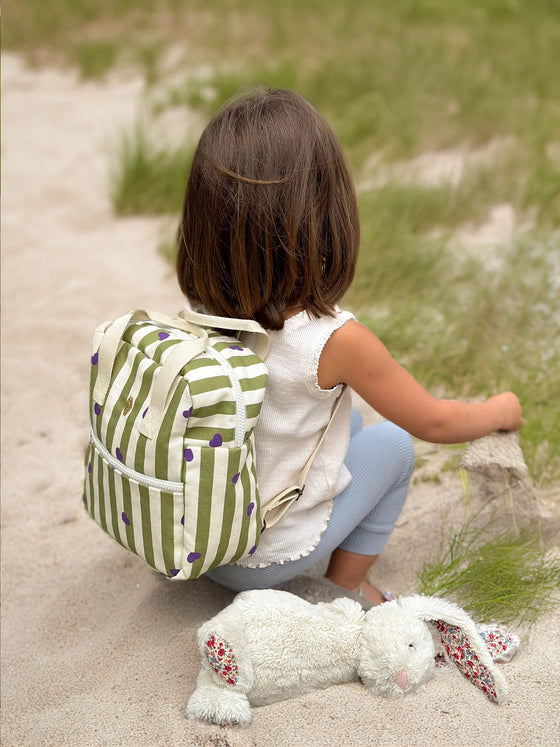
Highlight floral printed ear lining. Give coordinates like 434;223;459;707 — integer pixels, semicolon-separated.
204;634;239;685
432;621;504;702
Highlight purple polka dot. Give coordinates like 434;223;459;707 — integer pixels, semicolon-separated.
183;448;193;462
88;462;92;474
121;512;130;525
248;545;257;555
182;407;193;419
158;331;170;341
94;403;101;416
232;472;240;484
142;407;148;418
230;345;243;351
246;502;255;517
187;552;201;563
209;433;222;448
116;447;123;462
181;515;185;525
91;352;99;365
169;568;180;577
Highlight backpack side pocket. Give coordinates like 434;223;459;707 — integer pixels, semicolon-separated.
176;437;261;580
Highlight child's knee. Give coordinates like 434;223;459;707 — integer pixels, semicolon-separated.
383;421;415;478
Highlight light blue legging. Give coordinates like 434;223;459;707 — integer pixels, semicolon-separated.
206;411;415;591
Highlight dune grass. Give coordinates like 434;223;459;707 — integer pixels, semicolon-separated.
418;522;560;627
6;0;560;485
110;123;194;216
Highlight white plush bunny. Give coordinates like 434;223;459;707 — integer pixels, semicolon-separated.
186;589;518;726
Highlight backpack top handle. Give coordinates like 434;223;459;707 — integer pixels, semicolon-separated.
179;308;270;360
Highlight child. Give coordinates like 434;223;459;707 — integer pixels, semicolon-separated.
176;87;523;604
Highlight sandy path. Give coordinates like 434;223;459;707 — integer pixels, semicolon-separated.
1;52;559;746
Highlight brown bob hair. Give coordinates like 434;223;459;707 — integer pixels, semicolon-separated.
176;87;360;330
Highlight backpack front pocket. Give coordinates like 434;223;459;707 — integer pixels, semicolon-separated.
84;433;185;577
84;432;262;580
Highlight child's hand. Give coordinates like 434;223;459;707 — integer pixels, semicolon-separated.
486;392;524;431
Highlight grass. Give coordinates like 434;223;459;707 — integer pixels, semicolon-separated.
418;523;560;628
110;123;194;216
6;0;560;485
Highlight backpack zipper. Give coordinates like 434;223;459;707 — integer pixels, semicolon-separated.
89;427;184;493
206;345;246;448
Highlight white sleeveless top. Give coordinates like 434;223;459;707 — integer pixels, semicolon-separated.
237;309;354;567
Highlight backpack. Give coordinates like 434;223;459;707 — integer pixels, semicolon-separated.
83;308;270;580
83;308;343;581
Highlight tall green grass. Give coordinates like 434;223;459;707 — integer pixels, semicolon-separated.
419;523;560;627
110;123;193;216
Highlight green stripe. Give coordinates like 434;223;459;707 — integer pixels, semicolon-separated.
183;357;219;372
122;322;149;347
190;401;236;419
121;475;136;554
246;402;263;420
188;375;230;395
134;426;148;474
84;443;93;514
154;379;187;480
188;448;215;577
96;452;108;533
212;449;242;567
159;491;176;575
89;357;99;404
233;457;253;560
240;374;268;392
124;324;185;363
118;359;158;460
151;339;183;363
124;323;173;346
107;464;122;544
184;426;236;444
104;345;143;453
139;484;155;569
227;355;265;368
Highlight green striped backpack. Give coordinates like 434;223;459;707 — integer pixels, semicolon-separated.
83;308;271;581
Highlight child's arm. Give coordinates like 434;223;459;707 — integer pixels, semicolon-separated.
319;320;523;444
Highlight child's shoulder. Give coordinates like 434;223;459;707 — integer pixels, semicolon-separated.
316;316;377;389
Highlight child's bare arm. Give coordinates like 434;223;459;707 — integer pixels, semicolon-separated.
319;320;523;444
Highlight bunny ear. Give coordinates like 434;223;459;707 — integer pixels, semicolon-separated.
397;595;509;704
432;620;508;704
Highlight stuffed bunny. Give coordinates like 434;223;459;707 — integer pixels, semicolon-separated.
186;590;518;726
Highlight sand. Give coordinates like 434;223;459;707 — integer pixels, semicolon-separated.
1;52;559;746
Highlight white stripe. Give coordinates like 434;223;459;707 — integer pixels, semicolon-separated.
101;460;114;537
182;452;201;573
113;473;129;548
128;478;146;563
186;362;227;384
172;488;186;573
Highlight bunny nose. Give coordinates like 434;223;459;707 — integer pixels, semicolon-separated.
395;670;408;690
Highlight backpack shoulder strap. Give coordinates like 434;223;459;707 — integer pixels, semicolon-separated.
260;387;347;530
